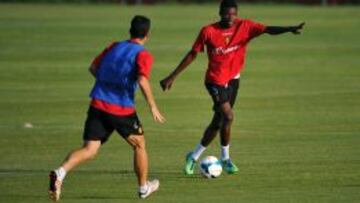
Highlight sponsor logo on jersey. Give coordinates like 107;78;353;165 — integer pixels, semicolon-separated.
213;44;241;55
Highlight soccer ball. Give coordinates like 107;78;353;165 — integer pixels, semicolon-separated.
199;156;222;178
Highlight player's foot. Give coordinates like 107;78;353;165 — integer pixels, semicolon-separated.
139;179;160;199
221;159;239;174
48;171;62;201
184;152;196;175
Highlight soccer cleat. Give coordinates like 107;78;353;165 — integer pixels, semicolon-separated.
139;179;160;199
221;159;239;174
48;171;62;201
184;152;196;175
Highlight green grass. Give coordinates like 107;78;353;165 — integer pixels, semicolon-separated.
1;3;360;203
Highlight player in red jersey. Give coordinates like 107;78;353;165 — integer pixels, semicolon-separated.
160;0;305;175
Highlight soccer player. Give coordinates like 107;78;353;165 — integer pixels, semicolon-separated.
49;15;165;201
160;0;305;175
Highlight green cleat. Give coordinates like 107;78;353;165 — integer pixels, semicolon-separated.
222;159;239;174
184;152;196;175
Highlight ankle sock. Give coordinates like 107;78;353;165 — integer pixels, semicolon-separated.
54;167;67;181
192;143;206;161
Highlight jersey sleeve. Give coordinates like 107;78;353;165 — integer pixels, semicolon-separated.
136;50;153;79
192;27;207;53
247;20;267;39
91;42;117;67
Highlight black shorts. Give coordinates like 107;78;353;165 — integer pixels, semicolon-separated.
83;106;144;144
205;79;240;112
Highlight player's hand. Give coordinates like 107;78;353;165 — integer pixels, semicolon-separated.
160;76;174;91
291;22;305;34
151;107;166;123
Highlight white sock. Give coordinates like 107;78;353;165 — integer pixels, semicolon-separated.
221;145;230;161
192;143;206;161
55;167;67;181
139;183;148;194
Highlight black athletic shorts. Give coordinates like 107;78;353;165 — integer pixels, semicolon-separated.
83;106;144;144
205;78;240;112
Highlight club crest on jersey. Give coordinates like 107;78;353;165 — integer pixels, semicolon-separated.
225;37;230;45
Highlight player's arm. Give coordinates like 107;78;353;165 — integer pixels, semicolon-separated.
160;27;206;91
160;50;198;91
265;22;305;35
138;75;165;123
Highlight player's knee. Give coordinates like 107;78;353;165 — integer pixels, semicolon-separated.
223;111;234;123
128;135;146;150
135;140;146;150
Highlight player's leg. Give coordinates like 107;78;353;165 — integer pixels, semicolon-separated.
125;135;148;185
219;78;240;146
59;107;112;172
49;107;113;201
125;134;159;199
219;101;234;147
49;140;101;201
201;112;223;147
184;84;227;175
219;79;240;174
184;112;223;175
219;101;238;173
116;113;159;199
61;140;101;172
189;112;223;160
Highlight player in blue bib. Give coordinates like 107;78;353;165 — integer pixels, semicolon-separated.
49;15;165;201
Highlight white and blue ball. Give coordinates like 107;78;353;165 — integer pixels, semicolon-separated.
199;156;222;178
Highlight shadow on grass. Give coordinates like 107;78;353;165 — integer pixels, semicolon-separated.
0;168;203;179
66;195;131;200
0;168;131;175
1;193;132;201
0;168;215;201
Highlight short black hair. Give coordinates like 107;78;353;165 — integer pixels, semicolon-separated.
129;15;151;39
219;0;238;11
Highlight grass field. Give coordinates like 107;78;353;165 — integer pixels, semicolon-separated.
0;3;360;203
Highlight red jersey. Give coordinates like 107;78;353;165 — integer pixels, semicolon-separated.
90;40;153;116
192;18;266;86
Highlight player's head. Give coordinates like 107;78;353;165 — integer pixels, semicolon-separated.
130;15;151;40
219;0;238;28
